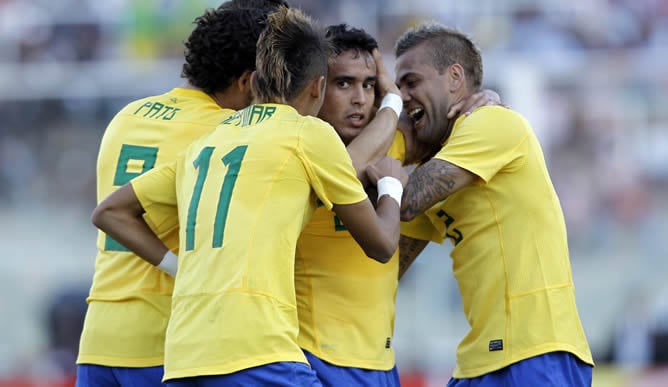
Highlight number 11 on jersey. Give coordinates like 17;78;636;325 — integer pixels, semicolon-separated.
185;145;247;251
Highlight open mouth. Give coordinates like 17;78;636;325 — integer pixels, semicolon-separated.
347;113;366;128
408;107;425;129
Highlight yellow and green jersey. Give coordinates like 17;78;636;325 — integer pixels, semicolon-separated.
131;104;368;380
295;131;405;370
77;88;231;367
402;106;593;378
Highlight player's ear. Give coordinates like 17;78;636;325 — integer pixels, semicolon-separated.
310;75;325;100
449;63;465;93
237;70;253;94
249;71;260;100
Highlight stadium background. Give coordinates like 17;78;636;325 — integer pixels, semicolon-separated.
0;0;667;386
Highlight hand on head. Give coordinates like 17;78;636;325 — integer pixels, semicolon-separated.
446;89;503;119
372;49;401;101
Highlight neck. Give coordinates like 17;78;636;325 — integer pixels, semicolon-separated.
182;81;241;110
209;92;228;110
291;86;323;117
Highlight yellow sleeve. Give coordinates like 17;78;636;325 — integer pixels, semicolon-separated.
298;117;368;210
434;107;529;183
400;213;444;243
130;159;179;249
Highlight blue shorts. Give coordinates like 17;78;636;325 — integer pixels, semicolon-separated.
446;351;592;387
304;350;400;387
165;361;322;387
76;364;165;387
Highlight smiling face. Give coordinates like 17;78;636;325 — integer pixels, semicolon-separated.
318;49;377;145
395;42;454;145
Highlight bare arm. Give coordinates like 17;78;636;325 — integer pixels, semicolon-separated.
348;49;400;184
333;195;400;263
400;158;477;221
333;155;408;263
91;183;169;265
349;108;398;183
398;235;429;280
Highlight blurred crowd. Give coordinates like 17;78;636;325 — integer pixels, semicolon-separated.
1;0;667;385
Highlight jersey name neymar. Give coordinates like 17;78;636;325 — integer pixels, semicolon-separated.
77;88;232;367
131;104;368;380
404;106;593;377
295;130;405;370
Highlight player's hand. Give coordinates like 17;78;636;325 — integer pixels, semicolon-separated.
372;49;401;104
366;156;409;187
447;89;503;119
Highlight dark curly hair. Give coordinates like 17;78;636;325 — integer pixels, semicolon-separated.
181;7;269;94
325;24;378;58
218;0;289;12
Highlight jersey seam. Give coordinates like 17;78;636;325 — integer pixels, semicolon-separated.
172;288;297;310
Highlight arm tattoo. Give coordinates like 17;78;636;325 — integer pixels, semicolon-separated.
401;159;466;221
398;236;428;280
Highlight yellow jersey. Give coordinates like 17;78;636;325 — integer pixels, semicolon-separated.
78;88;231;367
131;104;368;380
295;131;405;370
403;106;593;378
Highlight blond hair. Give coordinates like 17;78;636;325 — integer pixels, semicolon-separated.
253;7;329;103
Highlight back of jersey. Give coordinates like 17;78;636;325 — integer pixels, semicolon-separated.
162;103;368;379
78;88;231;367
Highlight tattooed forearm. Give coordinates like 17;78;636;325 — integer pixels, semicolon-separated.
398;236;429;280
400;158;474;221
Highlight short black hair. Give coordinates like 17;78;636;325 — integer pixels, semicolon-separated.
395;23;483;90
181;8;269;94
325;23;378;58
218;0;289;12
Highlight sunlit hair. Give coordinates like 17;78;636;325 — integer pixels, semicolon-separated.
253;7;329;103
325;23;378;59
395;23;483;90
181;8;269;94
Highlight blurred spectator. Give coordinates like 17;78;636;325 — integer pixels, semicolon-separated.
4;286;88;387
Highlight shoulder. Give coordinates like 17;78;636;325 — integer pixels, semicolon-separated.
301;115;335;130
450;106;532;143
118;93;167;113
297;115;339;140
461;106;529;130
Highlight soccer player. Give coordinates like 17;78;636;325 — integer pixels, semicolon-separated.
75;3;287;387
90;7;408;387
384;23;595;386
295;24;501;387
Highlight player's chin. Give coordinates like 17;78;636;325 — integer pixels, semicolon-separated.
340;126;364;143
416;123;435;144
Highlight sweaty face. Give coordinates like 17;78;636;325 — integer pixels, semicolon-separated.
318;50;377;145
395;43;452;145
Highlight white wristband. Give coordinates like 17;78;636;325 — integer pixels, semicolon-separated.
377;176;403;207
157;250;178;277
379;93;403;118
